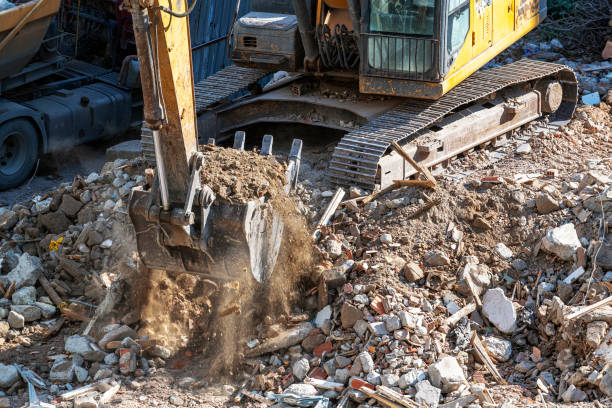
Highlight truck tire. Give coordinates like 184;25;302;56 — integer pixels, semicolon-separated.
0;119;39;190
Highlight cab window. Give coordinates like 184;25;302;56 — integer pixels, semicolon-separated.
370;0;437;37
447;0;469;54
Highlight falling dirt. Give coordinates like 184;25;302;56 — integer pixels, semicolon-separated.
131;145;315;380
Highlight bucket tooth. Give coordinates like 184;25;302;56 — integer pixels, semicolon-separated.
233;131;246;150
261;134;273;156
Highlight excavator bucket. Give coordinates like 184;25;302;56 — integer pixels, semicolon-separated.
128;134;302;283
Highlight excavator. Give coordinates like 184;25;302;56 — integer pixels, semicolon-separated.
127;0;577;282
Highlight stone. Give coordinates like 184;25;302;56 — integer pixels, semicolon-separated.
384;315;401;332
516;143;532;154
65;335;93;355
335;368;350;383
74;366;89;383
314;305;332;328
284;383;317;396
0;211;18;231
482;336;512;362
301;332;326;352
511;258;528;271
428;356;466;393
34;302;57;318
368;321;388;336
482;288;516;334
556;348;576;372
38;211;71;234
325;239;343;259
0;363;19;388
94;368;112;381
541;223;581;261
366;372;381;385
415;380;440;408
7;311;24;329
292;358;310;380
398;370;426;389
5;253;42;289
353;320;368;337
12;286;36;305
59;194;84;217
0;308;7;319
104;353;118;365
340;303;362;329
600;369;612;396
98;324;138;349
381;373;399;387
561;384;587;402
0;321;8;338
423;250;450;267
380;234;393;244
149;344;171;359
536;193;560;214
586;321;608;348
10;305;40;322
493;243;513;260
358;351;375;373
403;262;424;282
49;359;74;382
74;395;98;408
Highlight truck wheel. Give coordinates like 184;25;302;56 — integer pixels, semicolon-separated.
0;119;39;190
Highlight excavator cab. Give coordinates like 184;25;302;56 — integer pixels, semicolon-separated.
232;0;547;99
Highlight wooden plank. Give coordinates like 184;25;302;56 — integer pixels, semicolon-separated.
392;179;435;188
362;184;397;205
312;188;345;240
391;141;437;187
38;275;64;308
359;387;403;408
566;296;612;321
376;386;419;408
471;333;507;385
445;303;476;327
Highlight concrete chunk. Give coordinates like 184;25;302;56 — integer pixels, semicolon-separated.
482;288;516;334
541;223;581;261
6;253;42;289
428;356;466;393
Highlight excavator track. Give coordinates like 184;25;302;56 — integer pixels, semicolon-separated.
142;66;270;164
328;59;578;189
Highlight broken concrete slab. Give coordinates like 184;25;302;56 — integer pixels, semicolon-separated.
482;288;516;334
5;253;42;289
541;223;582;261
427;356;466;393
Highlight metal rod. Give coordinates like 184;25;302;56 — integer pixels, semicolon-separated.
152;129;170;210
292;0;318;66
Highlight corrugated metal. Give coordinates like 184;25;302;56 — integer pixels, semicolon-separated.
189;0;252;83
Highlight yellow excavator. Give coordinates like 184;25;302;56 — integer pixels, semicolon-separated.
127;0;577;281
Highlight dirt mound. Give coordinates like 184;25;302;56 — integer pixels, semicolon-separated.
200;146;289;203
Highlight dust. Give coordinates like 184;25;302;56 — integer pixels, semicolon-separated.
132;145;314;379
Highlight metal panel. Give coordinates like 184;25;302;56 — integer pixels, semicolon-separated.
189;0;252;83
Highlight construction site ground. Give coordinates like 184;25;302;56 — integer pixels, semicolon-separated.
1;32;612;408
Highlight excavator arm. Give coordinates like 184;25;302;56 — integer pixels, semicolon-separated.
125;0;303;283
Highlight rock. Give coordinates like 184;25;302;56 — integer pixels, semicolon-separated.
341;303;362;328
59;194;84;217
12;286;36;305
0;321;8;338
38;211;71;234
384;315;401;332
541;223;581;261
482;336;512;362
368;321;388;336
149;344;171;359
325;239;343;259
65;335;93;355
482;288;516;334
314;305;332;328
292;358;310;380
380;234;393;244
74;395;97;408
0;308;7;319
511;258;528;271
536;193;560;214
0;211;18;231
94;368;113;381
0;363;19;388
516;143;532;154
403;262;424;282
428;356;466;393
600;369;612;396
104;353;118;365
415;380;440;408
561;384;587;402
556;348;576;372
5;253;42;289
98;324;138;349
398;370;426;389
34;301;57;318
493;243;513;260
353;320;368;337
284;383;317;396
49;359;74;382
74;366;89;383
335;368;350;383
381;373;399;387
423;250;450;267
301;332;326;352
586;321;608;348
358;351;375;373
10;305;41;322
7;311;24;329
366;372;381;385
